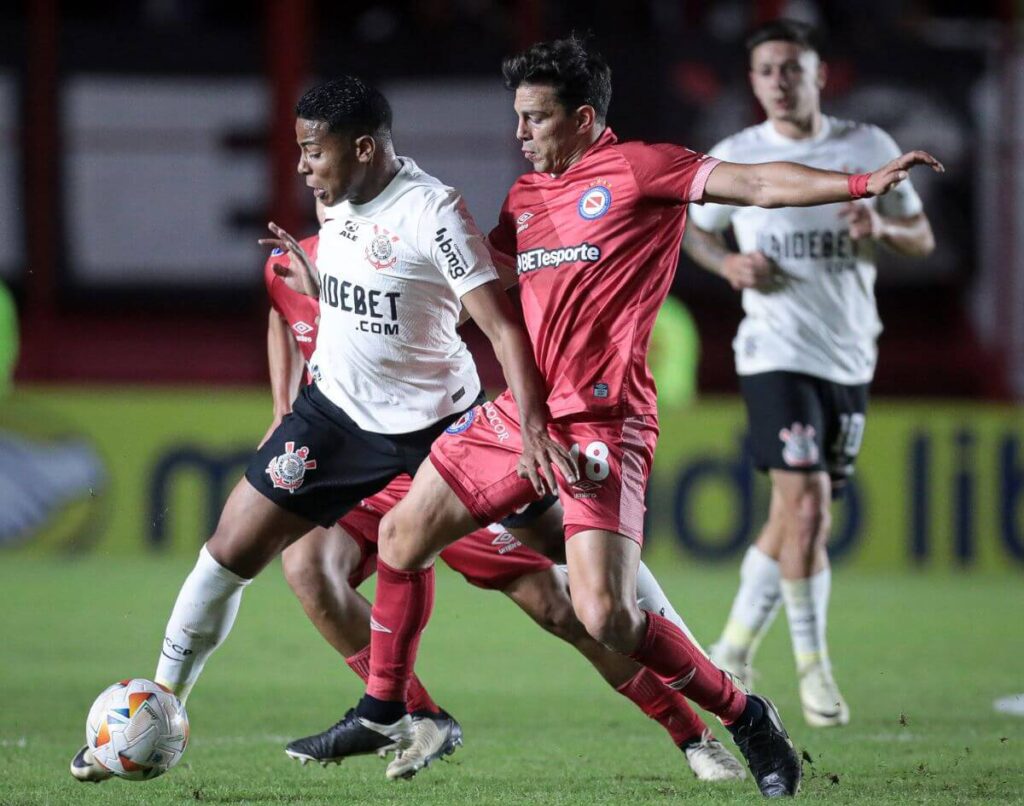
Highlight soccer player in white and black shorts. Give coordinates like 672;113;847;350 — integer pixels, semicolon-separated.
683;19;936;728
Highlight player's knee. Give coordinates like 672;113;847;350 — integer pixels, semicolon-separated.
782;486;830;553
281;539;326;602
378;509;425;570
573;595;639;652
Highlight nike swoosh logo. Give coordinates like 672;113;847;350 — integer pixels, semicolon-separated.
370;617;393;634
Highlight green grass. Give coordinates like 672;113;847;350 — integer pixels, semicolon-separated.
1;554;1022;805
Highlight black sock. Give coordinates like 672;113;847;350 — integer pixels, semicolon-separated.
356;694;406;725
725;695;765;735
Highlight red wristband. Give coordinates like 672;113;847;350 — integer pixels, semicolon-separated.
848;173;873;199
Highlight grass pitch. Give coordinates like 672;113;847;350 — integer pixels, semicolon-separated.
0;552;1021;805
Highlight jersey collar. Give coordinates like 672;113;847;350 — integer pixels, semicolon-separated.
761;115;832;147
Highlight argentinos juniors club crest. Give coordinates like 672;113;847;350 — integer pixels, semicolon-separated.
365;225;400;270
266;441;317;493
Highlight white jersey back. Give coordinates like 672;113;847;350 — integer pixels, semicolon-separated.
689;116;923;384
311;157;498;434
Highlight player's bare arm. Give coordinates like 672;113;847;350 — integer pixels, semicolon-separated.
682;225;778;291
259;222;321;298
259;309;304;449
459;279;578;494
839;205;935;257
703;150;944;208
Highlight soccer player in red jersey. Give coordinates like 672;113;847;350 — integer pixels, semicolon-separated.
314;37;943;796
264;232;745;782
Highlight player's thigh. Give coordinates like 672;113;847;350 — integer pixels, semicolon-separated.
378;459;483;569
769;468;831;533
206;476;318;577
506;497;565;561
564;528;643;636
440;524;555;593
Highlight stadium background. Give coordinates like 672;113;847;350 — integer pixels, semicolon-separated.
0;1;1022;804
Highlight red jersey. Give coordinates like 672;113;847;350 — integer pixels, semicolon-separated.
263;235;321;364
488;128;718;420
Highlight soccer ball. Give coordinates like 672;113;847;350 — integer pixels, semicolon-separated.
85;678;189;780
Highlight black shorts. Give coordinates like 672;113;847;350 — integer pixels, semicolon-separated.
739;370;869;485
498;494;560;529
246;383;484;527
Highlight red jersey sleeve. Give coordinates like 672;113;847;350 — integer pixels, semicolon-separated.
487;194;517;260
263;249;289;314
618;142;720;205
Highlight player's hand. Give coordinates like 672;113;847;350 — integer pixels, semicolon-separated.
839;202;883;241
866;150;944;196
259;222;321;298
517;426;578;497
721;251;778;292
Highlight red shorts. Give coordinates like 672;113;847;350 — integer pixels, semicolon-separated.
430;389;658;544
336;477;553;590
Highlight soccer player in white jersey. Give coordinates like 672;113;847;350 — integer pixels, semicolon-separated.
683;20;936;728
70;74;576;781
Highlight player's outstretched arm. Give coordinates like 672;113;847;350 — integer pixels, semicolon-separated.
682;225;777;291
703;150;944;209
259;222;321;298
460;280;579;495
259;309;304;448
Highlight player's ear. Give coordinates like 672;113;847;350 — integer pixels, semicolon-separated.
575;104;597;135
816;60;827;91
354;134;376;164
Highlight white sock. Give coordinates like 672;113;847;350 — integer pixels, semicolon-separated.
154;544;251;702
781;567;831;675
634;560;701;649
718;546;782;662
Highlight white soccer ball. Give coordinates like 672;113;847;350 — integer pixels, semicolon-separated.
85;678;189;780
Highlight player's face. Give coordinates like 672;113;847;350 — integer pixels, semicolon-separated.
749;41;824;126
294;118;363;206
514;84;589;174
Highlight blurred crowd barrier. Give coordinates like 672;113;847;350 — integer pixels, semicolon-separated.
3;387;1020;572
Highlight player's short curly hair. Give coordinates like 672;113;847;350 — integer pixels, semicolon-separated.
502;35;612;122
295;76;392;138
745;19;822;55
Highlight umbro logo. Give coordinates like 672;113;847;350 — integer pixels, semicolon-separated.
292;321;314;335
667;668;697;690
369;616;393;634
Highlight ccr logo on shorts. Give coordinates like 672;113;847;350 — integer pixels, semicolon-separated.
483;402;510;442
578;185;612;220
445;409;476;435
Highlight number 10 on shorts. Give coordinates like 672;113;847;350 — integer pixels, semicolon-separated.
569;441;610;482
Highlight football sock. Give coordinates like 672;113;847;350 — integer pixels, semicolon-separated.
724;694;766;736
781;569;831;674
363;560;434;709
616;667;707;745
635;561;702;648
346;646;440;715
629;610;747;724
154;544;251;702
718;546;782;661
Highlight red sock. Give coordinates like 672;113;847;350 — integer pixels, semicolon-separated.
346;646;440;715
616;668;707;745
629;610;747;723
365;560;435;704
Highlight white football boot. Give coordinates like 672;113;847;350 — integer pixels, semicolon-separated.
682;730;747;782
70;745;112;783
385;710;463;780
799;663;850;727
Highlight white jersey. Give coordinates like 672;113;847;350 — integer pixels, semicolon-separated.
689;116;923;385
311;157;498;434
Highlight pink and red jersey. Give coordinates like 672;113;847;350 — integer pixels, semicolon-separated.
263;236;322;365
488;128;718;420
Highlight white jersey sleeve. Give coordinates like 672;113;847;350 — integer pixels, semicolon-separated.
686;140;736;232
417;192;499;298
867;125;924;219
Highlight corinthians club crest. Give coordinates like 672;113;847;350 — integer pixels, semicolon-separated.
266;441;317;493
779;423;819;468
365;224;400;270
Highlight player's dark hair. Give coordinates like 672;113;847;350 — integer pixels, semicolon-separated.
502;35;612;122
745;19;821;56
295;76;393;140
